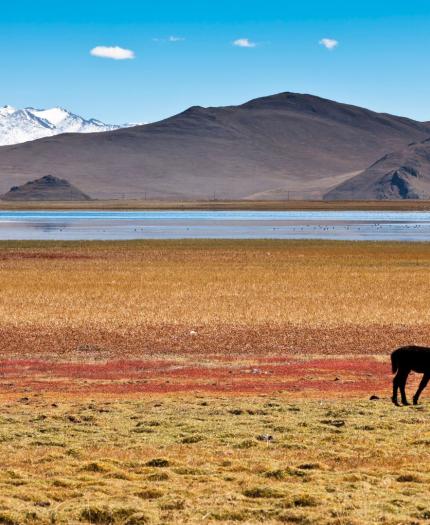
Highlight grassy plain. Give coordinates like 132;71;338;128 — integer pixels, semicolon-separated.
0;240;430;524
1;396;430;525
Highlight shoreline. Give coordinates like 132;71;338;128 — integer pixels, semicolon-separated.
1;199;430;211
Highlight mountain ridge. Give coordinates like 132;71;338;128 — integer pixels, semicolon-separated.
0;92;429;199
0;105;135;146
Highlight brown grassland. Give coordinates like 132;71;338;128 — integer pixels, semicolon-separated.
0;240;430;524
1;200;430;211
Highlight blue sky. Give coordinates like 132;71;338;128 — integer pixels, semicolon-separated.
1;1;430;123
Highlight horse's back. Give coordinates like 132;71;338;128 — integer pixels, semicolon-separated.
392;345;430;373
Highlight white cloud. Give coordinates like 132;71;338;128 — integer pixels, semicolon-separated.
90;46;135;60
233;38;256;48
319;38;339;50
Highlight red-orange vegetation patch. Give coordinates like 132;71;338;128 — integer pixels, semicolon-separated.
0;356;399;397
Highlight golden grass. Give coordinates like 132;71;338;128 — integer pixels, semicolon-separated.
0;395;429;524
0;239;428;361
0;240;429;329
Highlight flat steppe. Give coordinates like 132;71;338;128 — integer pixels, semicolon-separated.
1;199;430;210
1;240;430;524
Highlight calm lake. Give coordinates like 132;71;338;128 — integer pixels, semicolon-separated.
0;210;429;241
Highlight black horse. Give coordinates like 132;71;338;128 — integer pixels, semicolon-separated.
391;346;430;406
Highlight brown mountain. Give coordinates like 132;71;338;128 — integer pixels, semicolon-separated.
325;138;430;200
0;92;429;200
1;175;92;201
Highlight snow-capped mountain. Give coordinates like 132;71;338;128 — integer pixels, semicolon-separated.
0;105;134;146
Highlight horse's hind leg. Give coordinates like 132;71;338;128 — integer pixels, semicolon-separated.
392;373;401;406
413;373;430;405
392;369;408;406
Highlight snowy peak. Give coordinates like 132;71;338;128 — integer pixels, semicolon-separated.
0;106;132;146
27;107;72;127
0;105;17;117
25;106;121;134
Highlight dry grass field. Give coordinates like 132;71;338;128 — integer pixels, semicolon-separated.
1;240;430;524
0;240;429;361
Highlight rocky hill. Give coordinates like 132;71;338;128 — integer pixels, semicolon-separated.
325;139;430;200
1;175;92;201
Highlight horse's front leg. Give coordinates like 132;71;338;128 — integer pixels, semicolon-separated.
413;373;430;405
399;370;410;405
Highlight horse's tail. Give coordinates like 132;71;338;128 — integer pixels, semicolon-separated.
391;350;399;374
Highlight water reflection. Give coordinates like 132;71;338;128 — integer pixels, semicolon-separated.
27;221;69;232
0;211;428;241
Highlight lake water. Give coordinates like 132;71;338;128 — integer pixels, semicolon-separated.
0;210;429;241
